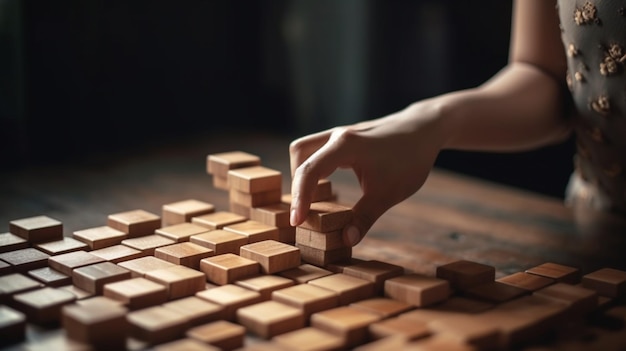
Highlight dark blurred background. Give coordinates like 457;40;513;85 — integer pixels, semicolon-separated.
0;0;574;198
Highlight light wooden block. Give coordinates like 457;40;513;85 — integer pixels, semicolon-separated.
295;227;345;250
145;265;206;300
427;315;500;350
229;200;252;218
122;234;176;256
72;261;131;295
279;263;333;283
212;174;229;190
154;338;221;351
28;267;71;287
0;248;49;273
72;225;127;250
127;305;190;345
525;262;580;284
0;232;28;253
9;215;63;244
76;295;124;308
273;326;344;351
240;240;301;274
200;253;260;285
35;237;89;255
464;281;528;303
532;282;598;317
296;244;352;267
311;306;382;348
162;199;215;226
436;260;495;291
271;283;339;319
325;257;368;274
0;273;43;303
48;250;105;276
196;284;263;321
343;260;404;294
207;151;261;178
368;317;430;341
12;287;76;324
155;242;214;270
192;211;247;230
227;166;282;193
230;188;282;207
62;298;128;347
237;300;305;338
0;305;26;343
349;298;414;319
236;275;295;300
190;229;248;255
117;256;176;278
299;201;353;233
103;277;168;309
90;244;144;263
59;284;93;300
186;320;246;350
384;274;450;307
582;267;626;298
156;222;211;243
496;271;554;292
250;203;291;228
308;273;375;306
107;209;161;238
224;220;279;243
162;296;224;326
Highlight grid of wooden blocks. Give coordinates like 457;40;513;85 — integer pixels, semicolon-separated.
2;150;626;351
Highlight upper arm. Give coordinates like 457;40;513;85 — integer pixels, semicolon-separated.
509;0;567;80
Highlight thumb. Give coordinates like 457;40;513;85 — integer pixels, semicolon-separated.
342;194;388;247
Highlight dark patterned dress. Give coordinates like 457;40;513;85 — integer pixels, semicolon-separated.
558;0;626;213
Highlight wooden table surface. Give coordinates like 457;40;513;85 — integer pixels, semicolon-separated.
2;131;625;279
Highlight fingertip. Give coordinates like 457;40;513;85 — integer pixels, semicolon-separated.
289;208;298;227
343;225;361;247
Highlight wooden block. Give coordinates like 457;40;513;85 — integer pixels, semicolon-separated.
155;242;214;269
229;200;251;218
250;203;291;228
343;260;404;294
525;262;580;284
237;300;305;338
200;253;260;285
299;201;353;233
463;281;528;303
90;244;144;263
533;282;598;317
9;215;63;244
240;240;301;274
308;273;375;306
273;326;344;351
154;338;221;351
12;287;76;324
58;284;93;300
72;261;131;295
236;275;295;300
76;295;124;308
296;243;352;267
0;274;44;302
582;267;626;298
186;320;246;350
145;265;206;300
107;209;161;238
227;166;282;193
0;305;26;344
192;211;247;230
207;151;261;178
196;284;263;321
271;283;339;319
368;317;430;341
230;188;282;207
72;225;127;250
353;335;409;351
0;248;49;273
122;234;176;255
384;274;450;307
398;296;494;324
295;227;346;250
310;306;382;348
325;257;368;273
35;237;89;255
213;174;230;190
349;298;414;319
279;263;333;283
427;316;501;350
277;226;296;244
127;305;190;345
190;229;248;255
0;232;28;253
312;179;334;202
496;271;554;292
62;299;128;346
156;222;211;243
436;260;495;291
162;199;215;226
224;220;279;243
162;296;224;326
0;260;11;275
28;267;71;287
103;277;168;309
117;256;176;278
48;250;105;276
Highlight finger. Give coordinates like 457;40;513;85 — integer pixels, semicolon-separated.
342;193;390;247
289;129;333;177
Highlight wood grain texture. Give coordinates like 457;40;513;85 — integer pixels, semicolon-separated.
162;199;215;226
240;240;301;274
72;226;127;250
